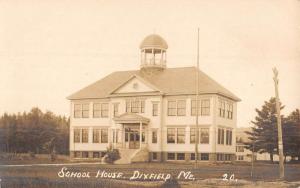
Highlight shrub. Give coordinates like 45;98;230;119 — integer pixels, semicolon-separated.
29;151;35;158
104;145;120;164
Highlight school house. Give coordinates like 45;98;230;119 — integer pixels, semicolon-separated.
67;34;240;163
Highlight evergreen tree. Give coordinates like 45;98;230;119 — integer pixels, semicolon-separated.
284;109;300;161
245;98;284;162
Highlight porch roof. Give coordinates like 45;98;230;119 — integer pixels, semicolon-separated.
113;113;150;124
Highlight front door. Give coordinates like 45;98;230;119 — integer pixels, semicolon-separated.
125;127;140;149
129;132;140;149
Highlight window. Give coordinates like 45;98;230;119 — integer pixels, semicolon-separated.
177;128;185;144
177;153;185;160
74;151;81;158
126;100;131;112
236;146;244;152
200;128;209;144
101;103;109;117
141;101;145;113
82;129;89;143
74;129;80;143
93;152;100;158
93;103;101;118
167;128;175;143
191;100;200;116
200;153;209;161
74;104;82;118
238;155;244;160
217;154;224;161
126;99;145;113
219;100;226;117
167;101;176;116
152;131;157;143
93;128;100;143
152;153;157;161
74;103;89;118
167;153;175;160
218;128;225;144
226;129;232;145
131;100;140;113
201;99;210;116
82;104;89;118
112;129;119;143
190;153;195;160
190;128;196;144
101;129;108;143
227;103;233;119
225;154;231;161
152;103;158;116
177;100;186;116
82;151;89;158
113;103;119;117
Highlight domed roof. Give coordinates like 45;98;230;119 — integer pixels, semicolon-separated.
139;34;168;49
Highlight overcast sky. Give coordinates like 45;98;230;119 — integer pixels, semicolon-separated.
0;0;299;127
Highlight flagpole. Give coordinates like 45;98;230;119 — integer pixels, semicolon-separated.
195;28;200;167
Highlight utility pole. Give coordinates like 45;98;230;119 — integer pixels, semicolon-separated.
272;67;285;179
195;28;200;167
251;141;255;178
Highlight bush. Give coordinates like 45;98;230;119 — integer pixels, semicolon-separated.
29;151;35;158
104;145;120;164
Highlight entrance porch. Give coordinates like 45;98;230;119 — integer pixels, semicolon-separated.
113;113;150;150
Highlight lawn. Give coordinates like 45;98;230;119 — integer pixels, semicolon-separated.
0;162;300;187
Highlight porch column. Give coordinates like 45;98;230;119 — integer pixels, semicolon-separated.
139;121;142;149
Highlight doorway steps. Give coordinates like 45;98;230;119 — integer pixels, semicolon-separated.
114;149;138;164
115;148;149;164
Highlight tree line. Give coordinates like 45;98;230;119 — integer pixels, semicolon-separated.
245;98;300;162
0;107;69;155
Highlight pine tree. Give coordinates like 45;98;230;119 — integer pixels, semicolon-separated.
284;109;300;161
245;97;284;162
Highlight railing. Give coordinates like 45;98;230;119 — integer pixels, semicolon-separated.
141;59;166;68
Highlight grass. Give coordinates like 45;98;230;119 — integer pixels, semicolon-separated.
0;155;300;187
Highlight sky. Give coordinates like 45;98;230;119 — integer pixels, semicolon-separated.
0;0;299;127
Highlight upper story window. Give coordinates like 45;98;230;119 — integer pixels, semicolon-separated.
177;100;186;116
126;99;145;113
219;100;226;118
101;103;109;117
201;100;210;116
227;103;233;119
74;103;89;118
219;99;234;119
93;103;109;118
152;103;159;116
113;103;119;117
167;101;176;116
167;100;186;116
191;99;210;116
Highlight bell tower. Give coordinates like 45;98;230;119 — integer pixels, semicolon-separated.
139;34;168;70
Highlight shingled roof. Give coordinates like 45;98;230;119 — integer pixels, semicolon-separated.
67;67;240;101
